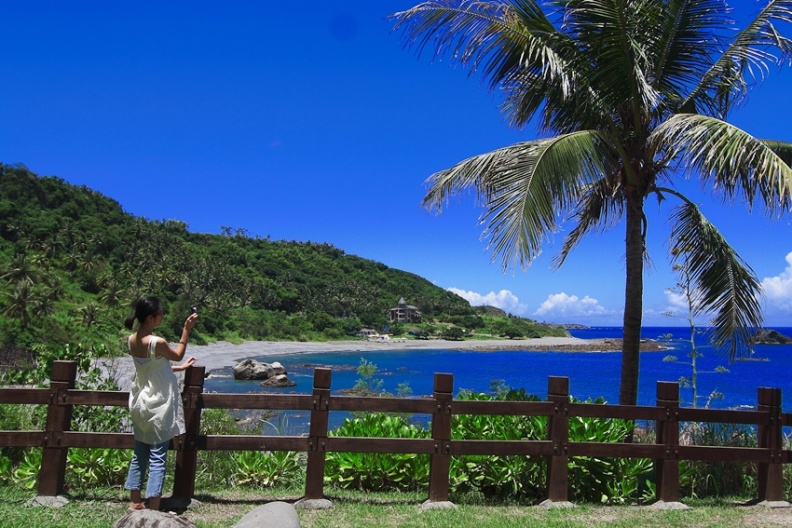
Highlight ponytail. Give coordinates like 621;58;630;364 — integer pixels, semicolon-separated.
125;296;162;330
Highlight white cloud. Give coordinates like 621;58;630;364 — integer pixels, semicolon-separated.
761;252;792;310
448;287;529;315
663;290;688;312
532;292;614;322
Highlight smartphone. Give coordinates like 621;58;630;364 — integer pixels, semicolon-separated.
190;306;197;314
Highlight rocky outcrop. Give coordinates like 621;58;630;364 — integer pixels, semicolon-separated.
260;374;296;388
233;359;287;380
751;329;792;345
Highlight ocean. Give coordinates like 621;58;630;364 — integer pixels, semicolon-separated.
203;326;792;434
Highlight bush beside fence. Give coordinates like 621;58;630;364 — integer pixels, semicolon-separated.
0;360;789;506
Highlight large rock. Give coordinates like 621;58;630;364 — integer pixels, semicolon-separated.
233;359;287;380
751;329;792;345
114;509;195;528
260;374;296;388
233;501;301;527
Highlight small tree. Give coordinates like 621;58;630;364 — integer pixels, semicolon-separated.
352;358;384;396
663;263;729;408
442;326;465;341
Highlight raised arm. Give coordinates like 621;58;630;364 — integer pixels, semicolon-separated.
155;312;198;361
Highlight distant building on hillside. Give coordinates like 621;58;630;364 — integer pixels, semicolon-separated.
388;297;422;323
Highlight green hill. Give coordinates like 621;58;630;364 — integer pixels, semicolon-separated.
0;163;565;355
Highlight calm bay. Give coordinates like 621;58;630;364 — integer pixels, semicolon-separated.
204;326;792;434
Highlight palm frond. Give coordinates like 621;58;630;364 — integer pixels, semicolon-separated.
562;0;665;117
422;130;615;269
650;0;730;107
390;1;581;129
551;177;625;268
683;0;792;117
649;114;792;214
761;139;792;167
669;202;762;361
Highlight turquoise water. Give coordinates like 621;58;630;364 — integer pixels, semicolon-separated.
204;326;792;433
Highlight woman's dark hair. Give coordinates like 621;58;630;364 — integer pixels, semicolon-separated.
124;296;162;330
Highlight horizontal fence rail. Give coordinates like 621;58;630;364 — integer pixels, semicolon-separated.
0;359;790;505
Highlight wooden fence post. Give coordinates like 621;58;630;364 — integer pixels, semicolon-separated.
655;381;680;503
757;387;785;503
173;365;206;500
37;360;77;496
546;376;569;504
427;372;454;504
304;368;331;500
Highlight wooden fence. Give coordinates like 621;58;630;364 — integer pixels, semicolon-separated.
0;359;790;505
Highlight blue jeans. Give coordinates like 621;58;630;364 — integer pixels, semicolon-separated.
125;440;169;498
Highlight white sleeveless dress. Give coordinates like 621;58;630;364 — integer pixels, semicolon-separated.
128;336;185;444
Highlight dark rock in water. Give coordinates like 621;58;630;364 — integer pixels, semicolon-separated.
751;329;792;345
260;374;296;388
233;359;287;380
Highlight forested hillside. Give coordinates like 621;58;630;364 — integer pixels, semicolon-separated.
0;163;495;353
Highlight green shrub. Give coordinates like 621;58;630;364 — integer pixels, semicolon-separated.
0;454;12;486
233;450;303;488
66;448;131;489
566;397;653;503
681;422;758;498
451;389;547;499
193;408;248;488
12;449;41;490
325;413;430;491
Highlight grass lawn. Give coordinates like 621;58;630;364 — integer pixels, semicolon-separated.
0;486;789;527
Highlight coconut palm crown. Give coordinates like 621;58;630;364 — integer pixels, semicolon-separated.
391;0;792;405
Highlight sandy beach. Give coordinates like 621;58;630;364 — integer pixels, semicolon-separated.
108;336;628;391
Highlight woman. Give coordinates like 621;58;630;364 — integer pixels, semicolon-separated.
123;296;198;511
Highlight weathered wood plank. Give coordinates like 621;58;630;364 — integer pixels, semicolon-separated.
450;439;554;457
678;407;767;425
453;400;554;416
0;388;50;405
568;402;664;421
0;431;46;447
330;396;435;414
200;393;314;410
327;437;437;454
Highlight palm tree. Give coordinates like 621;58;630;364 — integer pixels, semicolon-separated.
1;253;39;285
391;0;792;405
3;282;35;329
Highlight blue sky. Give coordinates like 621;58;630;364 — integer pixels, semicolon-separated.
2;1;792;327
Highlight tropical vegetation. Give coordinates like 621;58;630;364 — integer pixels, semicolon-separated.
390;0;792;405
0;163;564;364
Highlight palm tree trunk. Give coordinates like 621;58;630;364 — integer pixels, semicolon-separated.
620;191;644;406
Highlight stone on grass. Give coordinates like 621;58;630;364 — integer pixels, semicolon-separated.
31;495;69;508
113;509;195;528
421;500;456;510
232;501;301;528
757;500;791;509
294;498;333;510
649;501;691;511
538;499;575;509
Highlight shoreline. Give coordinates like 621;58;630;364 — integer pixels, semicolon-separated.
108;336;664;391
168;336;623;372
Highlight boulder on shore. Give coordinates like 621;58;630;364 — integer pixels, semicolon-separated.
233;359;287;380
751;329;792;345
260;374;297;388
